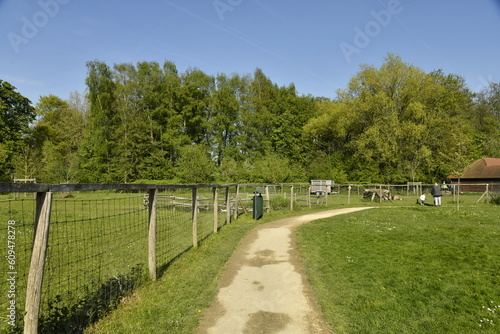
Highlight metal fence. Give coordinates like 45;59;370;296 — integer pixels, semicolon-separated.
0;183;237;333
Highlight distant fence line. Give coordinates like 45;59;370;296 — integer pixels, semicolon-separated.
0;181;497;333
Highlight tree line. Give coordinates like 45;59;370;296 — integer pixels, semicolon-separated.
1;54;499;184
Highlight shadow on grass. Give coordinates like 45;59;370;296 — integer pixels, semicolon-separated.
21;265;148;334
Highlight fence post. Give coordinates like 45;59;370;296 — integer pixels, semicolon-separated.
348;185;351;205
192;187;199;248
233;184;240;220
225;187;231;224
290;185;294;210
213;187;218;233
24;192;53;334
486;184;490;203
265;185;270;213
148;189;158;281
307;186;311;208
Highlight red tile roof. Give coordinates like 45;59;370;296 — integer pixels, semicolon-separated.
448;158;500;179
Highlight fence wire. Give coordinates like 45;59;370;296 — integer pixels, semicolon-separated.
0;199;36;333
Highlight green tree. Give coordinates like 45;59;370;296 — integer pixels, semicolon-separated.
239;69;277;157
335;54;475;182
243;152;302;183
472;82;500;157
175;145;215;183
34;95;85;182
271;85;316;164
179;68;214;144
79;60;117;182
0;80;35;181
301;98;357;182
209;73;242;166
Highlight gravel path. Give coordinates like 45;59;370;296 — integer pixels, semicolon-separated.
197;207;372;334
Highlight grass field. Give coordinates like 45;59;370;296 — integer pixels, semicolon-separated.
296;205;500;333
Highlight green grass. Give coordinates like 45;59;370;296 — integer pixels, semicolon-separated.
84;209;316;334
296;206;500;333
0;188;496;332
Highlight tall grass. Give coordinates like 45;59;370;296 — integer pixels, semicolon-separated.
296;206;500;333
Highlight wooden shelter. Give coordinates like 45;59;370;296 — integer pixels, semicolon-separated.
447;158;500;192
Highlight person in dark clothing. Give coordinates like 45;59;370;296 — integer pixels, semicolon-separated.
431;182;442;206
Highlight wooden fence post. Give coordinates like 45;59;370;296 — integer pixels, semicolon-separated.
265;185;270;213
225;187;231;224
213;187;218;233
24;192;53;334
486;184;490;203
307;186;311;208
290;185;294;211
192;187;199;248
148;189;157;281
233;184;240;220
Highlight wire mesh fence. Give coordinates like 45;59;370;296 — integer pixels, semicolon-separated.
0;198;36;332
0;184;240;333
38;194;149;333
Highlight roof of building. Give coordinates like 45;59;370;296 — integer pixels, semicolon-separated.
448;158;500;179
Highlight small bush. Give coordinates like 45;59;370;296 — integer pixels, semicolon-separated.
491;194;500;205
270;196;290;210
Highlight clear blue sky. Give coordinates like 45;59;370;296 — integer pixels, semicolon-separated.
1;0;500;105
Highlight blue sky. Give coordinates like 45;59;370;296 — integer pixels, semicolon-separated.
1;0;499;105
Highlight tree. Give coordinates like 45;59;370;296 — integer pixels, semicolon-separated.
78;60;117;182
472;82;500;157
0;80;35;181
239;69;277;157
242;153;297;183
208;73;242;167
175;145;215;183
334;54;475;182
32;95;85;182
271;85;316;164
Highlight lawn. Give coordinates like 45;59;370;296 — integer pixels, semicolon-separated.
296;205;500;333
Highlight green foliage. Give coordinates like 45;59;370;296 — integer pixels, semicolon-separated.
491;194;500;205
28;95;85;182
7;53;500;184
175;145;215;183
0;80;36;181
269;195;290;210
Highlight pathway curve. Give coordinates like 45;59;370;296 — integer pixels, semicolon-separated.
197;207;373;334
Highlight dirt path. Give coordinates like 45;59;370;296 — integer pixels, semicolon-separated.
197;207;373;334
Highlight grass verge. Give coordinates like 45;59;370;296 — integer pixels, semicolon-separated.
296;206;500;333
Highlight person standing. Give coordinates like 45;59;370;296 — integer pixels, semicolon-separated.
420;193;426;206
431;182;442;206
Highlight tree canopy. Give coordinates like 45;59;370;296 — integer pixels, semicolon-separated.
4;54;500;184
0;80;35;181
